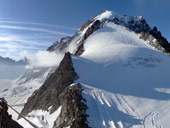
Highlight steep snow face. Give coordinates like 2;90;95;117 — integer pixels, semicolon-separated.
81;22;155;64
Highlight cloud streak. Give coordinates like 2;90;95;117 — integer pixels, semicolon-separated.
0;25;72;36
0;43;42;51
0;20;77;30
0;19;76;60
0;35;51;46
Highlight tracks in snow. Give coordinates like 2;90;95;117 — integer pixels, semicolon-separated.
82;85;130;128
82;84;164;128
143;112;162;128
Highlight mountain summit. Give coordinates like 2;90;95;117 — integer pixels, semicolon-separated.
49;10;170;56
2;11;170;128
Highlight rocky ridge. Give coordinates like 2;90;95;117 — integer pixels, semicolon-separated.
0;98;23;128
19;53;89;128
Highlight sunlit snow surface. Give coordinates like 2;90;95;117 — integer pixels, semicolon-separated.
2;10;170;128
18;106;62;128
71;21;170;128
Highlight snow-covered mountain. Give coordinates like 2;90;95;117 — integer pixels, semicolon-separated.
0;56;28;79
0;56;28;93
2;10;170;128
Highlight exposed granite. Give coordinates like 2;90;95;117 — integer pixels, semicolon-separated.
53;84;89;128
19;52;79;118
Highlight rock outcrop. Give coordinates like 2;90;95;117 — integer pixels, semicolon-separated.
19;52;79;117
75;20;101;56
19;53;89;128
0;98;23;128
54;84;89;128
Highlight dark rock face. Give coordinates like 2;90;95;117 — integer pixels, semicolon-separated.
75;20;101;56
78;19;93;33
139;28;170;53
111;16;150;33
140;31;166;52
19;52;79;118
110;16;170;54
19;52;89;128
54;84;89;128
0;98;23;128
150;26;170;53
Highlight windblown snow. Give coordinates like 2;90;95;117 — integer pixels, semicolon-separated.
1;10;170;128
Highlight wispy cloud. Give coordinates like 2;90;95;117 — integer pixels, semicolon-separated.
0;25;72;36
0;35;51;46
0;43;42;51
0;17;12;20
0;42;43;60
0;19;77;60
0;20;77;30
0;33;54;60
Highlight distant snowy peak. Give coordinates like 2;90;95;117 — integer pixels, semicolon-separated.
94;10;143;24
0;56;29;66
81;10;150;34
48;10;170;56
47;36;72;52
94;10;113;21
75;10;168;56
91;11;170;54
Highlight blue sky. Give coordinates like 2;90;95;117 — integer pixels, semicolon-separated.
0;0;170;60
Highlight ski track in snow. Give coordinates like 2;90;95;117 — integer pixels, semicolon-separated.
143;112;161;128
82;84;168;128
83;85;130;128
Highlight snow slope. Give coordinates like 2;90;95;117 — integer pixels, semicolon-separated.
70;18;170;128
2;10;170;128
72;52;170;128
0;67;53;120
81;22;155;64
18;106;62;128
